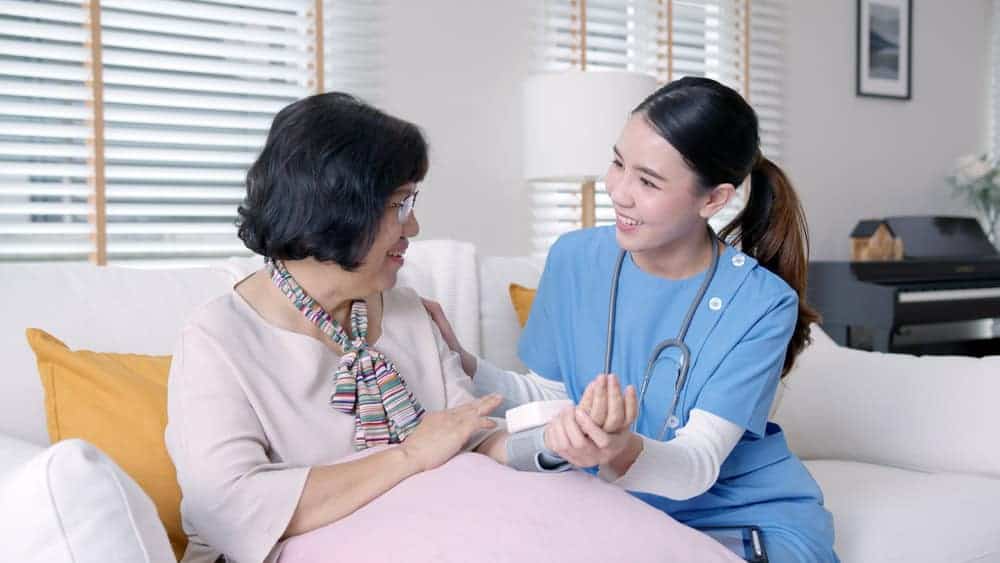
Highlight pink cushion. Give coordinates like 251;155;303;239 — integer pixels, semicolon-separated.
279;448;741;563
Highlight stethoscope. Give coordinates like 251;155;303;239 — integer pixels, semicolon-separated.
602;229;721;440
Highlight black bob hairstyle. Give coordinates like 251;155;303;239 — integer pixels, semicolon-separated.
237;92;428;270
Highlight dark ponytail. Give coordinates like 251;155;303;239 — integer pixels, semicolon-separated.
635;76;819;377
718;155;820;377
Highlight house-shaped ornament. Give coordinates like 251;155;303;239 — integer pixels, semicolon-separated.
850;219;904;262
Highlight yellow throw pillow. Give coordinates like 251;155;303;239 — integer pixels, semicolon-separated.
25;328;185;561
508;283;537;328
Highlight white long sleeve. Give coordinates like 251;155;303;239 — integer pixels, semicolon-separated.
472;357;568;412
473;358;743;501
600;408;744;501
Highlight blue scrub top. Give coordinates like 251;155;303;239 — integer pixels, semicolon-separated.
519;227;837;561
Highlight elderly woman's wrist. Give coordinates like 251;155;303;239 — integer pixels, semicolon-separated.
396;443;429;475
607;432;643;476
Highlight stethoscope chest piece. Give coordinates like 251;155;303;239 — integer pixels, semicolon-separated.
666;415;680;430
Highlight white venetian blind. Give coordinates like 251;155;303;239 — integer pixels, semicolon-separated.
531;0;785;256
0;0;382;266
97;0;312;266
0;0;96;261
324;0;381;104
750;0;784;161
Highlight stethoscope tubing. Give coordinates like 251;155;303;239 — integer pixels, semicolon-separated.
604;229;721;439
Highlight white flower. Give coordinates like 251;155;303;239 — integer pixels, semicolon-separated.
956;154;979;169
955;154;992;185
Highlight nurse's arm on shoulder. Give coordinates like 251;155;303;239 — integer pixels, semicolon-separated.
423;297;569;406
422;298;479;377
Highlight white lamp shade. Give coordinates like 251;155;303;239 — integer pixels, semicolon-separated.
522;71;658;181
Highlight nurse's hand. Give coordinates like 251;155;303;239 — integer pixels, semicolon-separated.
543;405;606;468
543;405;638;469
422;297;477;378
579;374;638;432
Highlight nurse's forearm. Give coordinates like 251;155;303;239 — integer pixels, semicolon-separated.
473;358;569;406
599;409;743;500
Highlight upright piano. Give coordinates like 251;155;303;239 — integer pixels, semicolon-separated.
807;216;1000;355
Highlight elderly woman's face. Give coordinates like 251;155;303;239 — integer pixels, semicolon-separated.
360;182;420;291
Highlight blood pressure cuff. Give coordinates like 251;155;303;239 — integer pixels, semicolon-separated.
506;425;571;473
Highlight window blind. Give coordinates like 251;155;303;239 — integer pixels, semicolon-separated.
0;0;95;261
97;0;312;266
324;0;381;104
0;0;381;266
531;0;785;256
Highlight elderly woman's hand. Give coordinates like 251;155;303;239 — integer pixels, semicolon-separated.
401;394;503;472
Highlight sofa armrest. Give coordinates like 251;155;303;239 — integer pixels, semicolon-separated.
774;325;1000;478
0;432;45;482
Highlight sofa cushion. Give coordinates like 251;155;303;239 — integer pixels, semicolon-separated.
26;329;185;560
479;256;544;371
508;283;536;327
0;433;44;482
0;263;234;446
0;438;174;563
805;459;1000;563
776;326;1000;477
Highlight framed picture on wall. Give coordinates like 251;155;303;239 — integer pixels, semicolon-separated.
856;0;912;100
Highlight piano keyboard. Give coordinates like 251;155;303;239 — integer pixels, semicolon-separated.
898;287;1000;303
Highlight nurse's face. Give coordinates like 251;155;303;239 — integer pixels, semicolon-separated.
605;115;729;258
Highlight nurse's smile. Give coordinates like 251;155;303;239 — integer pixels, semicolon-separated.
615;210;642;233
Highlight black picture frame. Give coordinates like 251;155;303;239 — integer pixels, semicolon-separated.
856;0;912;100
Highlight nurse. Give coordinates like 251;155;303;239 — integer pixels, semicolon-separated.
427;76;838;562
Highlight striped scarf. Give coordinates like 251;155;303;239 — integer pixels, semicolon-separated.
267;259;425;450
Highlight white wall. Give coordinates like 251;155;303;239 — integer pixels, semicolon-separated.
380;0;536;257
783;0;993;260
377;1;993;260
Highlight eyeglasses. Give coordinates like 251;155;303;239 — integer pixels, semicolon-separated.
389;190;419;223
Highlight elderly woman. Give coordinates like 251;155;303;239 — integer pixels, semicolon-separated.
164;93;511;563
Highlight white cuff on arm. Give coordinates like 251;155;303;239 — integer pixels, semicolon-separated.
473;358;568;410
599;409;744;500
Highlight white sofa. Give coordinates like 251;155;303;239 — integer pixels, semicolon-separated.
1;240;999;562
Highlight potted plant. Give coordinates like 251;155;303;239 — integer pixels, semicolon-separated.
948;154;1000;245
